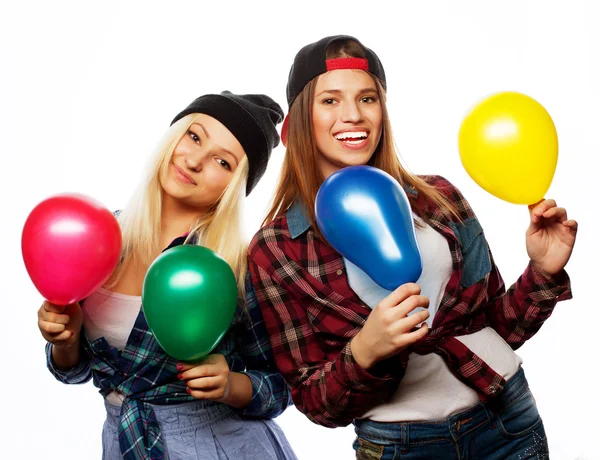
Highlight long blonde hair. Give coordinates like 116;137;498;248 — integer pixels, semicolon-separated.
264;39;459;238
110;113;249;296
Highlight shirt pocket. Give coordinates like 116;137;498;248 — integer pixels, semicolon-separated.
449;217;491;287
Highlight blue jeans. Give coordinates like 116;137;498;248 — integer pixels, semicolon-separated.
353;368;548;459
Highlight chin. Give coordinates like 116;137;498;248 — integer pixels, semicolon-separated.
161;181;180;197
342;154;373;167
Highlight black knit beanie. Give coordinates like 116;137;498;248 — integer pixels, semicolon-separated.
171;91;284;195
281;35;386;145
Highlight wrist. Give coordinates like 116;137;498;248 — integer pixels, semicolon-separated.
218;372;253;409
51;339;81;370
53;331;82;350
350;332;374;370
531;261;556;280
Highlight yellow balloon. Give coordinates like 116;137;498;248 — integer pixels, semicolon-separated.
458;92;558;205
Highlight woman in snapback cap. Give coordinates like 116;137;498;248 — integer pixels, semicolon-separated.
38;91;297;460
248;35;577;458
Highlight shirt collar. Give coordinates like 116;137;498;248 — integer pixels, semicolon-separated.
163;232;197;252
287;201;311;239
286;183;418;240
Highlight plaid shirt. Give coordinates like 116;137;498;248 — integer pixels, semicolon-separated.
248;175;572;428
46;235;292;460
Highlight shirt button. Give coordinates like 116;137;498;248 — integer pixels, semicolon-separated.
336;269;343;275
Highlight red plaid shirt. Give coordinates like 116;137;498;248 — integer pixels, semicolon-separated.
248;175;572;428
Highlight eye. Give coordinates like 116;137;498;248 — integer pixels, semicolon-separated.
215;158;231;171
361;95;377;103
321;98;337;105
188;130;201;144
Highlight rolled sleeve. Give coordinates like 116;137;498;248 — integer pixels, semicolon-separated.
526;262;572;306
237;369;292;418
45;342;92;384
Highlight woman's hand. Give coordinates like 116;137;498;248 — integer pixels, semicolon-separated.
351;283;430;369
38;301;83;346
526;199;578;278
38;301;83;369
177;354;253;408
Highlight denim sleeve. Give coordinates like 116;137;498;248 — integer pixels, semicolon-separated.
233;276;292;418
45;342;92;384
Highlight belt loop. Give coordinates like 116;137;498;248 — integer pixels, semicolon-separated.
480;400;496;428
401;423;409;454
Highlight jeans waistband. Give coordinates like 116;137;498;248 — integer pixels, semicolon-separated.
354;367;529;445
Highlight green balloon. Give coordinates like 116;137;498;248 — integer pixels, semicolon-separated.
142;245;238;362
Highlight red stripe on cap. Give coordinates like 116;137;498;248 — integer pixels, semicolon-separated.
325;58;369;71
281;114;289;147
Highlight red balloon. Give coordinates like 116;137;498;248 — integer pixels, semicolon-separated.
21;193;122;305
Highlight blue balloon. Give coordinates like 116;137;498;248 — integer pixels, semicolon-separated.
315;165;422;290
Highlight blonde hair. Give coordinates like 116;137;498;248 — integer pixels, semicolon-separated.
110;113;249;296
264;39;459;237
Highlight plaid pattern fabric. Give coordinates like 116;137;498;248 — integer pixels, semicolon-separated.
248;175;572;428
46;236;292;460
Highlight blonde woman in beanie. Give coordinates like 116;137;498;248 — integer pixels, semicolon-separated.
37;91;297;460
248;36;577;459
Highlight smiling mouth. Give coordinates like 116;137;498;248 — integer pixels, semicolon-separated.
173;163;196;185
334;131;368;145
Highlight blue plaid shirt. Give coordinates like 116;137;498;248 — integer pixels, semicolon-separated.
46;235;292;460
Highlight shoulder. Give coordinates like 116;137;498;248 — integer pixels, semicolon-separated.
417;174;476;220
248;215;293;260
418;174;462;195
248;213;314;285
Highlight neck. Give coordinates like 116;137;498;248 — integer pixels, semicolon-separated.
160;193;209;247
318;156;343;180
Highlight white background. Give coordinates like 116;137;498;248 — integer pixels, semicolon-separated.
1;1;598;459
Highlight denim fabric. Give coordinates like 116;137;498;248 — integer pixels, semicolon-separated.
102;399;297;460
353;368;548;459
448;218;491;287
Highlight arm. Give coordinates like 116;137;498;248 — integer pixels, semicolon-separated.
248;251;409;428
436;176;575;349
46;341;92;384
485;257;571;349
39;301;92;384
177;278;292;418
484;205;574;349
230;277;293;418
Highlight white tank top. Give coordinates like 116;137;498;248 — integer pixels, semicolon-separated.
346;215;522;422
82;287;142;350
82;287;142;405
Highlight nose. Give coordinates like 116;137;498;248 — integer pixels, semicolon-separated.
183;147;208;172
340;100;363;123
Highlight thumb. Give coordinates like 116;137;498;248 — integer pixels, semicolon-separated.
44;301;66;314
63;302;82;315
378;283;421;309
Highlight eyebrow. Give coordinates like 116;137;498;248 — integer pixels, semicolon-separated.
221;148;240;167
190;122;240;167
315;87;378;98
191;122;210;139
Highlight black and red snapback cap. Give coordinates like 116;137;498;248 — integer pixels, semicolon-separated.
281;35;387;145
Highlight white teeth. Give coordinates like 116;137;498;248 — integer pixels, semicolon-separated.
335;131;367;140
